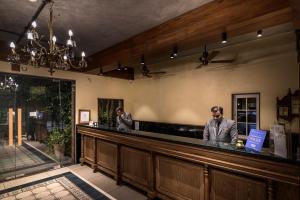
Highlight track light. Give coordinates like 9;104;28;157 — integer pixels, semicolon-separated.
140;55;145;65
221;32;227;44
257;30;262;38
170;46;178;59
98;66;104;76
117;63;122;71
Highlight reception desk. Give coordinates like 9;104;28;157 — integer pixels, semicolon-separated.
77;125;300;200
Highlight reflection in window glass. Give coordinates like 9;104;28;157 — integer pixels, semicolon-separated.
237;98;246;110
233;94;259;136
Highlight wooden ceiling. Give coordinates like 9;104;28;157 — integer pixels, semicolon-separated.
87;0;294;74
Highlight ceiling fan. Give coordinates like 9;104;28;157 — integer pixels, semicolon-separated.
142;64;167;78
196;45;235;69
140;55;167;78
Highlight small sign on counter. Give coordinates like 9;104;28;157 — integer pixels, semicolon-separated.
271;125;287;158
135;121;139;130
245;129;267;152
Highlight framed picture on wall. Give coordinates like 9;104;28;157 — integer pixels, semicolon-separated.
78;109;91;124
98;98;124;127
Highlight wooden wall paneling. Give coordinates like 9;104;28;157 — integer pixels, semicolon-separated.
88;0;291;70
77;127;300;200
267;180;274;200
289;0;300;29
120;146;152;190
210;169;267;200
275;181;300;200
83;136;95;163
156;155;204;200
96;139;118;177
147;151;157;199
80;134;84;165
116;144;121;185
204;165;209;200
92;137;97;172
77;127;300;186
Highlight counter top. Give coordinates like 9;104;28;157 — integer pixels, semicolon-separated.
77;124;300;164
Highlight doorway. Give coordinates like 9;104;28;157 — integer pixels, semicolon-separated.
0;72;75;182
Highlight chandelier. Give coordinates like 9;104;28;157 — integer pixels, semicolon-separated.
7;0;87;75
0;76;18;92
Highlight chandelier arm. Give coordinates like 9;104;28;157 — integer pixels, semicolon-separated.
67;60;85;69
56;47;69;54
32;39;47;52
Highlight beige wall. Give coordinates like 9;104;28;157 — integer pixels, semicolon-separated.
0;61;132;123
129;32;299;132
0;32;298;132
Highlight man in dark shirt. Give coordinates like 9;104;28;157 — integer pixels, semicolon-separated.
203;106;238;144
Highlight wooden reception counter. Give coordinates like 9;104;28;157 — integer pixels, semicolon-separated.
77;125;300;200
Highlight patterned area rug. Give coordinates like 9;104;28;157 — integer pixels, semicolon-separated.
0;172;112;200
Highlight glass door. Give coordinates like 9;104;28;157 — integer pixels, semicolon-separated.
0;72;74;182
0;74;18;182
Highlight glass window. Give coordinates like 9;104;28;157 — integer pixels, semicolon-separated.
233;94;260;137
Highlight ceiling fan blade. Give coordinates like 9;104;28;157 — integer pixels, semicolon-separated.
210;59;235;63
207;51;220;61
149;71;167;75
195;64;203;69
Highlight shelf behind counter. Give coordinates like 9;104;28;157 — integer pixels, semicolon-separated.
77;124;300;200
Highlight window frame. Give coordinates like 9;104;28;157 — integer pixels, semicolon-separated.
232;93;260;138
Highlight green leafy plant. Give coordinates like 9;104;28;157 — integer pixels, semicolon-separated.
47;128;65;149
47;126;72;154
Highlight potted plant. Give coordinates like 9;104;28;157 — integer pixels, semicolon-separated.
48;128;65;160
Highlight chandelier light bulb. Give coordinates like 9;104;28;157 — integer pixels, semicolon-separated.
27;32;34;40
67;39;73;46
81;51;85;57
31;21;37;28
31;51;36;56
52;36;57;43
9;42;15;49
68;30;73;37
63;55;68;60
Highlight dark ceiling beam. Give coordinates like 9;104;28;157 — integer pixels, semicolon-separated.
289;0;300;29
88;0;292;70
16;0;49;44
0;29;22;37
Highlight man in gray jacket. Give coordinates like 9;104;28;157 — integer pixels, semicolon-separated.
203;106;238;144
116;107;132;131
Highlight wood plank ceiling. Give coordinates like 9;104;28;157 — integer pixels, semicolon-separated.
0;0;297;79
87;0;294;78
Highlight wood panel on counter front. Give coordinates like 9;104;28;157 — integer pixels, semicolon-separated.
77;126;300;200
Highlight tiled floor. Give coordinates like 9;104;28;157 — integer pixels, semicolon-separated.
0;142;57;181
0;165;147;200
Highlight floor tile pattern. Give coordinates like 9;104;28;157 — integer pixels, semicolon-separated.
0;172;111;200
